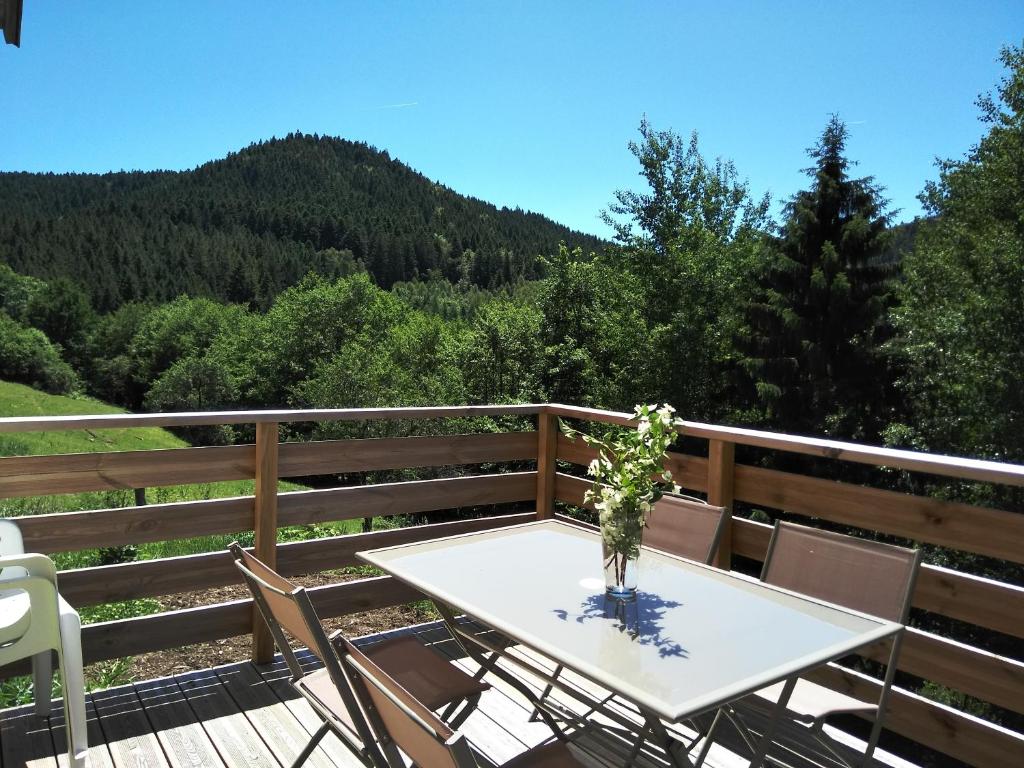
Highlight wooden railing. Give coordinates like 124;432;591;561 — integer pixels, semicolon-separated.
1;403;1022;766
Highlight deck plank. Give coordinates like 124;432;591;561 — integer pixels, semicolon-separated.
175;668;279;768
0;704;58;768
48;696;116;768
91;684;170;768
252;657;365;768
213;662;337;768
134;677;225;768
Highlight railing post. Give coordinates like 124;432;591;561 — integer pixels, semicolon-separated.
536;412;558;519
707;439;735;569
252;421;279;664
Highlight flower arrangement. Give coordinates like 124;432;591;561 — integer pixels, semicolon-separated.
561;403;682;597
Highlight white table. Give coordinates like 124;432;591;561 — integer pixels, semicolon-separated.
358;520;902;767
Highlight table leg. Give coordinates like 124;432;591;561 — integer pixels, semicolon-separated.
747;676;796;768
432;601;570;741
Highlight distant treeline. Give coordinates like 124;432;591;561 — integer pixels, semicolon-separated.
0;133;604;311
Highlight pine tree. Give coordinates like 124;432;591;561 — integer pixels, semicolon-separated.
740;116;896;440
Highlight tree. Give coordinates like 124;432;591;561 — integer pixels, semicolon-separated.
739;116;896;440
24;277;96;365
461;300;543;404
538;245;648;409
603;120;770;419
888;44;1024;462
0;312;79;395
144;355;238;444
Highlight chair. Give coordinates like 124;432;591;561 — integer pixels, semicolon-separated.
228;542;490;768
0;519;87;768
697;521;921;768
642;495;728;565
342;633;586;768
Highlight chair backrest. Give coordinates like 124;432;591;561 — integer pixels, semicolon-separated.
0;519;27;579
761;522;921;623
644;496;728;565
228;543;338;675
341;637;476;768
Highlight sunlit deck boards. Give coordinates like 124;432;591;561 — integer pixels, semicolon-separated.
0;622;920;768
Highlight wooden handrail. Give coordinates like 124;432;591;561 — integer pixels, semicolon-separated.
547;403;1024;486
0;403;545;433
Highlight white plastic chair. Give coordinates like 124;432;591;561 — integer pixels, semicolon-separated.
0;519;88;767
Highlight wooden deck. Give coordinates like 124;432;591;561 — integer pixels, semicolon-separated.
0;621;923;768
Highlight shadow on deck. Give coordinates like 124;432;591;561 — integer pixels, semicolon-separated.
0;622;921;768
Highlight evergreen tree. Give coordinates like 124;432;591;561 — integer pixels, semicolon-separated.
740;116;896;439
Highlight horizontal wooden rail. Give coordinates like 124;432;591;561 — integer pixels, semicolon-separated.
15;471;536;555
57;512;534;606
0;432;537;500
0;574;422;678
82;575;422;665
278;472;536;527
277;432;536;477
14;495;255;553
547;403;1024;487
0;444;254;498
0;404;544;434
733;463;1024;564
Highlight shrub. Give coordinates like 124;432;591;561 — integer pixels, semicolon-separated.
0;312;79;394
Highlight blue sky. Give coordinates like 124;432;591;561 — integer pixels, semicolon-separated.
3;2;1020;237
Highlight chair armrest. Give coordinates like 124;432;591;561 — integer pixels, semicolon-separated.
0;553;57;583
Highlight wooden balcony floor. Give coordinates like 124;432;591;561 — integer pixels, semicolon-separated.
0;621;922;768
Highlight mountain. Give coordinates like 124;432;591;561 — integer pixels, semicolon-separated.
0;133;605;311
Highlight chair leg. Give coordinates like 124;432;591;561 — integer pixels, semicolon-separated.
58;606;88;768
290;722;330;768
445;693;480;731
31;651;52;717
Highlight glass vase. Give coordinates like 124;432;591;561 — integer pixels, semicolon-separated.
602;534;640;601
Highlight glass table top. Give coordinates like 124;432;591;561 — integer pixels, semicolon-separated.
358;520;899;721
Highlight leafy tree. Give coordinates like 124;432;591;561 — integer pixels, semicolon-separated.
888;44;1024;462
24;277;96;366
603;120;770;419
739;116;896;439
128;296;247;406
81;302;154;406
144;356;238;444
461;300;543;403
539;245;648;408
0;312;79;394
0;264;44;321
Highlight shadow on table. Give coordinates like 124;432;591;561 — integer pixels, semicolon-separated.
553;591;687;658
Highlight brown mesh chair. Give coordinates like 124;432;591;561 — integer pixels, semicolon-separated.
228;543;490;768
697;521;921;768
643;495;728;565
341;634;585;768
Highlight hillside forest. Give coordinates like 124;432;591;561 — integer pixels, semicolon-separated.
0;42;1022;729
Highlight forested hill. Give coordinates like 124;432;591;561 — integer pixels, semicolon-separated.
0;133;604;311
